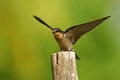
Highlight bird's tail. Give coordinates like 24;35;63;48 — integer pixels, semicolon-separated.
75;54;80;60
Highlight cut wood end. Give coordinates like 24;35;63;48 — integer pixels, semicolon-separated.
51;51;76;64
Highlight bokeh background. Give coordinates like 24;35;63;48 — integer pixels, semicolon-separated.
0;0;120;80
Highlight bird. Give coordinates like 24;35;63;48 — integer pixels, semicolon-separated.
33;15;110;60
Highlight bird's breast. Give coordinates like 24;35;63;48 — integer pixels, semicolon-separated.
54;33;73;51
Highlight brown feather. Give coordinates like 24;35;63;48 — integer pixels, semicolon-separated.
65;16;111;44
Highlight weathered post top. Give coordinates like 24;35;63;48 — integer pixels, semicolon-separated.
51;51;78;80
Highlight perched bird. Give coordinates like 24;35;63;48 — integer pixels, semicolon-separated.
33;15;110;60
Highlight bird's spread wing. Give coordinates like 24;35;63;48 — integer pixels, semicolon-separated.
65;16;110;44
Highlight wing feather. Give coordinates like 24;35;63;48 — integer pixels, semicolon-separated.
65;16;111;44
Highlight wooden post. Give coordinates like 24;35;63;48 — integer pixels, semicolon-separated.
51;51;78;80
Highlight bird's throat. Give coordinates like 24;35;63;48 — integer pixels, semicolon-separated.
54;33;63;40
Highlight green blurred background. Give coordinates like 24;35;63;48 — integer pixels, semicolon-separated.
0;0;120;80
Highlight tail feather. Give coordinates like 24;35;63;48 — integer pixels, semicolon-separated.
75;54;80;60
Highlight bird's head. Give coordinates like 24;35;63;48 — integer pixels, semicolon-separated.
52;28;63;35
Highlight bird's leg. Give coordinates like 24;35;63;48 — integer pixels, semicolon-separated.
68;48;74;51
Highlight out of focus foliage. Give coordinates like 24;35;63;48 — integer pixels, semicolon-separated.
0;0;120;80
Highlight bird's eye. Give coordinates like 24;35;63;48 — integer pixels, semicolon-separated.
56;30;59;32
